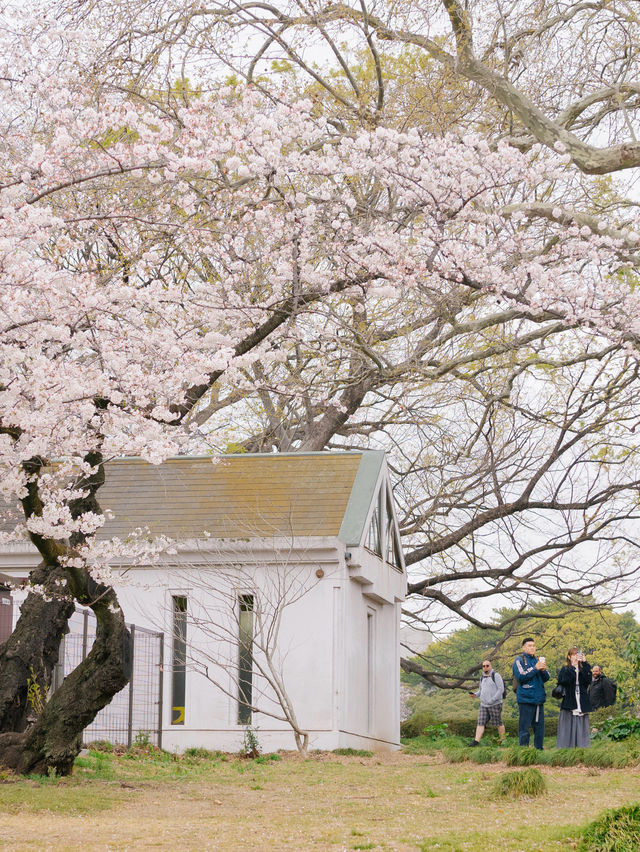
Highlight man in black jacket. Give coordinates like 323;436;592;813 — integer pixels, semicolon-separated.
588;665;617;710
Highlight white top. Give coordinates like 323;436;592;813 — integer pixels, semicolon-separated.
572;666;583;716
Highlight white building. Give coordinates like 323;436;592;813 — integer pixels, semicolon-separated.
0;451;406;753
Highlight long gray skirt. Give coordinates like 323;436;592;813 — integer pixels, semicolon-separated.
556;709;590;748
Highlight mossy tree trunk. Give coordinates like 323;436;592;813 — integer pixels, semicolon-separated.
0;452;132;775
0;582;130;775
0;564;75;734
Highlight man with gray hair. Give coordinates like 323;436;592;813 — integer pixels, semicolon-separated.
468;659;506;746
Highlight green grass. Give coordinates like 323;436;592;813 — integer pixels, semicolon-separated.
579;803;640;851
0;747;638;849
493;767;547;799
183;746;226;760
253;752;282;763
73;751;116;780
332;748;374;757
505;741;640;769
0;779;120;814
403;733;469;753
406;733;640;770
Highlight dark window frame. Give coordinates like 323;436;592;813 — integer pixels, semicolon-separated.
171;595;187;725
237;593;254;725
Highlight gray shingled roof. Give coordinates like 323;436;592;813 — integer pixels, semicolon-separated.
87;451;386;546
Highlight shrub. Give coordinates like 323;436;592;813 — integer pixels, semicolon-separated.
440;718;478;738
546;748;583;767
86;740;114;753
467;747;503;764
590;705;627;726
401;714;558;740
332;748;373;757
493;768;546;799
422;722;450;740
592;716;640;742
132;731;152;749
543;716;558;737
579;803;640;851
442;746;468;763
505;747;541;766
400;710;439;738
183;747;222;760
240;726;260;758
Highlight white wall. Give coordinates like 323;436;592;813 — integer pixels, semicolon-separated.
114;541;403;752
0;537;404;753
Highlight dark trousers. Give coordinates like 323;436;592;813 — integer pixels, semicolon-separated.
518;702;545;749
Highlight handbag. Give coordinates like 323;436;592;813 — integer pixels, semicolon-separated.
551;683;565;700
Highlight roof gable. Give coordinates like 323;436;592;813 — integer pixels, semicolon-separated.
357;465;406;571
338;451;385;545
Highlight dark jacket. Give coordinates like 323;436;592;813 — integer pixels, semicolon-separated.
513;653;550;705
557;662;593;713
589;674;617;709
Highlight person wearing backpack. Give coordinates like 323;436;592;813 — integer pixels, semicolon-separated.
468;659;506;746
588;665;617;710
513;637;550;749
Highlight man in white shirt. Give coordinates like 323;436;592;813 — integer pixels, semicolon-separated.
469;659;506;746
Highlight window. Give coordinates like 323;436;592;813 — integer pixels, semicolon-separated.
366;484;403;568
171;596;187;725
367;610;375;733
385;491;402;569
366;497;381;555
237;594;254;725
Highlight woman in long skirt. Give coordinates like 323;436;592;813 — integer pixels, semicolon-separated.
556;646;593;748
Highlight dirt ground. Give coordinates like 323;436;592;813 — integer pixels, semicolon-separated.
0;751;638;851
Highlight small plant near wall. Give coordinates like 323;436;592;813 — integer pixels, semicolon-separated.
132;731;152;750
241;726;260;758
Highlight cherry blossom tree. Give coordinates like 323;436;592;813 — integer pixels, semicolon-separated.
2;1;640;772
121;0;637;175
66;0;640;668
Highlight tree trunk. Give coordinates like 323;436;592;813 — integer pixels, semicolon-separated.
293;730;309;754
0;583;130;775
0;451;133;775
0;563;75;733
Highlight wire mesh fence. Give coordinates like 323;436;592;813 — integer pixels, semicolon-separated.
53;608;164;749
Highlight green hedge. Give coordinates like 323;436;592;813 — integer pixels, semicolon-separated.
505;741;640;769
401;712;558;739
434;740;640;768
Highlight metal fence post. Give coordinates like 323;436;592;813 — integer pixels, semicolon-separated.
127;624;136;748
53;609;163;749
157;632;164;750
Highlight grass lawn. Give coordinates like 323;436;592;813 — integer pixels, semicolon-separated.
0;742;638;851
